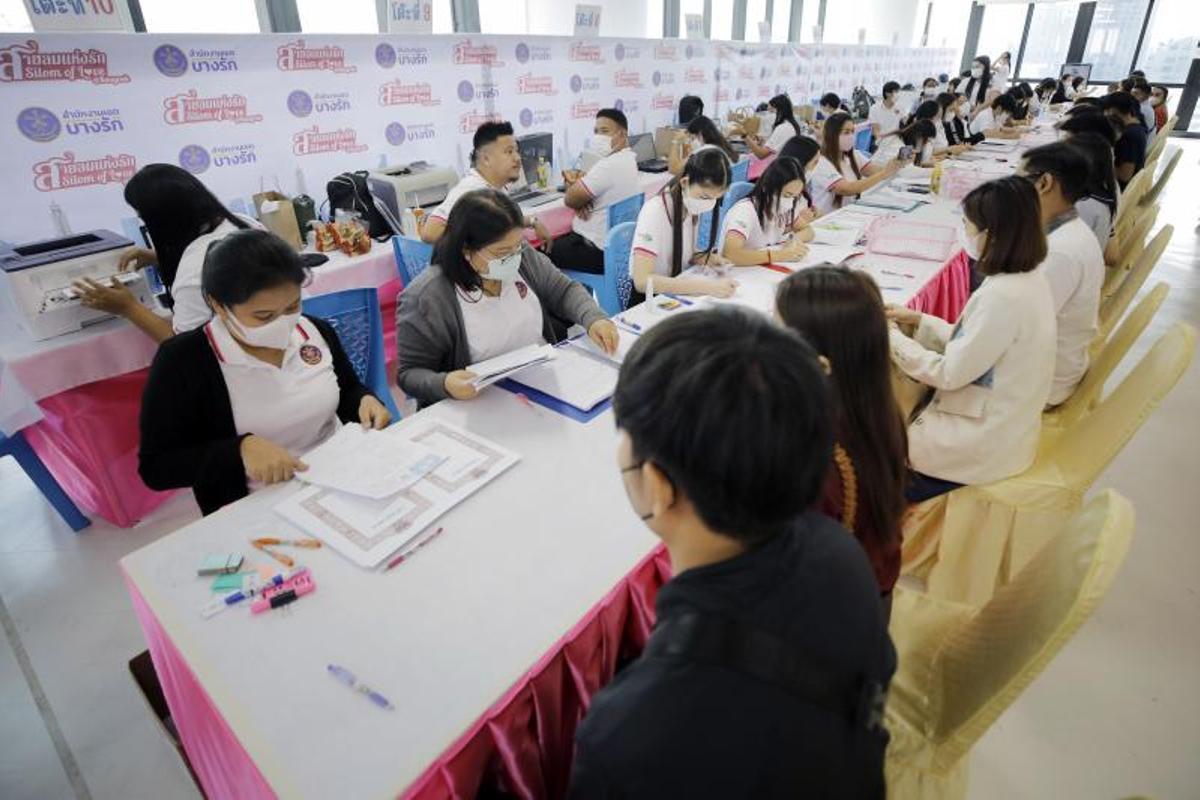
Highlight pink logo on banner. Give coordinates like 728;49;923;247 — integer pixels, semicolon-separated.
292;126;368;156
163;90;263;125
651;93;675;110
33;151;136;191
569;42;604;63
654;44;678;62
517;74;557;96
614;69;642;89
683;67;707;84
570;101;600;119
453;40;503;66
458;111;502;134
378;80;441;107
276;41;356;74
0;40;130;85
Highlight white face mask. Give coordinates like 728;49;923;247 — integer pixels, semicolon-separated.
691;136;704;150
923;88;937;98
222;308;300;350
838;132;856;152
683;193;717;215
590;134;613;156
481;249;523;282
959;223;985;260
971;66;984;78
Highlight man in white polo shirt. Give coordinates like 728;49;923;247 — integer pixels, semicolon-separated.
868;81;905;142
420;120;551;246
549;108;640;275
1020;142;1105;407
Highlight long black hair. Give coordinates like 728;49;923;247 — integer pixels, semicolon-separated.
1066;132;1119;215
432;189;524;292
778;136;820;208
821;111;861;181
663;148;730;277
903;99;940;130
963;55;992;106
685;115;738;162
747;156;805;229
769;93;802;137
124;163;249;290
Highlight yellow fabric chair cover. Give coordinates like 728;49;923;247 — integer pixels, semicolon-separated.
1099;225;1172;346
886;491;1136;800
1103;205;1158;302
900;323;1195;607
1141;146;1181;208
1113;169;1153;233
1045;282;1168;434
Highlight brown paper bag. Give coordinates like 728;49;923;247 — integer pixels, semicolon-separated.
252;191;303;250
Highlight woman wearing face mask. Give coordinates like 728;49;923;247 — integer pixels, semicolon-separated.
746;94;804;159
885;177;1056;502
630;148;736;299
928;94;975;154
397;190;616;407
970;93;1023;139
871;119;940;168
810;112;903;214
668;114;739;176
138;230;391;515
993;52;1012;88
1035;78;1059;108
962;56;994;116
721;156;815;266
869;81;906;142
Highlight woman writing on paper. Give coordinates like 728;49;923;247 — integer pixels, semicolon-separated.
139;230;391;515
969;94;1024;139
721;157;815;267
886;177;1056;502
71;164;259;343
808;112;904;215
396;190;617;408
746;94;805;159
629;148;736;300
871;119;940;168
776;266;908;609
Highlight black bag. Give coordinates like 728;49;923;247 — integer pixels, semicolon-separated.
325;171;391;240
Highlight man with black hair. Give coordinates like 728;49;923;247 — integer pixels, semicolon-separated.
550;108;639;275
869;81;904;140
568;308;895;799
1150;84;1169;132
818;92;842;121
1020;142;1105;406
678;94;704;126
421;120;552;246
1125;76;1156;132
1102;91;1148;186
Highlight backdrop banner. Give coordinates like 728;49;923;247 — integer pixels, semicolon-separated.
0;33;954;243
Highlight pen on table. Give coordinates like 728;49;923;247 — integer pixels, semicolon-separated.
662;293;693;306
327;664;394;711
616;316;642;332
253;542;294;568
879;285;906;291
252;537;322;549
881;269;915;279
386;527;446;571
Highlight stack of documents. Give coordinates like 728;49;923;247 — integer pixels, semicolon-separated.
506;344;619;412
467;344;555;389
865;218;958;262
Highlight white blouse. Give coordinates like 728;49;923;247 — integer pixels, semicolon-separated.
457;279;546;363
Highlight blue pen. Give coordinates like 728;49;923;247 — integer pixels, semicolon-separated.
222;569;299;606
662;293;694;306
327;664;395;711
617;316;642;332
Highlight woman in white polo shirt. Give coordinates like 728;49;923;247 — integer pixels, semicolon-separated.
746;94;805;159
721;156;815;266
810;112;904;214
139;229;391;515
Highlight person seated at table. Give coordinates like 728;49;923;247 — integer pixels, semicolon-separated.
869;81;906;142
1063;132;1122;264
419;121;551;247
396;190;616;407
1006;84;1033;121
569;308;895;798
817;92;843;121
871;119;939;168
778;134;824;190
937;92;979;149
721;156;814;267
1103;92;1149;188
885;177;1056;503
916;96;972;157
746;94;804;159
71;163;257;344
1019;142;1105;407
549;108;641;276
1122;77;1156;133
668;115;739;176
809;112;904;215
962;55;995;113
629;148;736;301
1035;77;1059;109
775;267;908;605
969;94;1023;139
916;76;941;110
138;230;391;515
1150;84;1169;132
677;94;704;126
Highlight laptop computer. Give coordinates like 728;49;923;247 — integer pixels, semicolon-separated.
509;132;563;207
631;133;669;173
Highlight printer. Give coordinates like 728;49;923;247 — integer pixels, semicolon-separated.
0;230;154;341
366;162;459;235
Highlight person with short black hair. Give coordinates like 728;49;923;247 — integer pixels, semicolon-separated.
1035;77;1058;107
886;177;1057;502
550;108;641;275
818;92;842;120
937;92;978;148
1125;76;1156;132
421;120;552;246
871;118;939;168
720;156;814;266
138;229;391;515
869;80;905;141
1150;84;1169;131
747;93;805;158
1103;91;1148;187
668;114;739;175
397;190;615;406
569;308;895;799
678;94;704;126
1057;110;1119;142
970;93;1022;139
1019;143;1105;406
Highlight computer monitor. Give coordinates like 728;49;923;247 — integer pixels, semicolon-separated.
629;132;657;162
516;132;553;187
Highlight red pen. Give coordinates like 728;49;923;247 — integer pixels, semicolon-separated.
386;527;445;571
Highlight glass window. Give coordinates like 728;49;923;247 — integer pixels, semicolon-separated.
643;0;664;38
140;0;260;32
1083;0;1151;82
973;2;1026;71
1019;1;1080;81
0;0;32;32
711;0;734;40
479;0;527;34
771;0;793;43
432;0;453;33
298;0;377;33
799;0;820;42
1137;0;1200;84
746;0;766;40
926;0;973;65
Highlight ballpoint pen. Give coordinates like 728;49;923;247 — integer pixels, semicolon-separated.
252;538;322;549
327;664;395;711
386;527;446;570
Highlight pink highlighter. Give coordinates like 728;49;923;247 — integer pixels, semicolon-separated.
251;570;315;614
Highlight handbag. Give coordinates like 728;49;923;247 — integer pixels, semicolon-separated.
325;171;391;241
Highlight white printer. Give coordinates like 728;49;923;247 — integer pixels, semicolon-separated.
366;162;459;235
0;230;154;341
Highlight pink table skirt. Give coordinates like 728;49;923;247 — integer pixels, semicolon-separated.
25;279;403;528
127;546;674;800
906;250;972;323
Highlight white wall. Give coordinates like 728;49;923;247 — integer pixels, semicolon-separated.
824;0;923;46
482;0;664;38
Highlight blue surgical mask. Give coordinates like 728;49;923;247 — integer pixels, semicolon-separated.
483;249;522;282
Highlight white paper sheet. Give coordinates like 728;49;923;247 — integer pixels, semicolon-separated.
506;345;618;412
297;424;445;500
467;344;555;389
566;328;639;366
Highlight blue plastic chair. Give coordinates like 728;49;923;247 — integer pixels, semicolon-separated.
392;236;433;287
731;158;750;183
302;288;401;424
606;193;644;228
563;221;636;315
855;125;873;154
0;430;90;531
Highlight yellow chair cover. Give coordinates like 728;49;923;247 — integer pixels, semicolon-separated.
1102;205;1159;302
1113;169;1153;234
900;323;1195;607
1099;225;1172;346
1141;146;1181;208
886;491;1136;800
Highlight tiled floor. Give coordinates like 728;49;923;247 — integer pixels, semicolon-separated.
2;141;1198;800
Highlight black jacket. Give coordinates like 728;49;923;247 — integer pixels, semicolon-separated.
569;513;896;799
138;315;371;515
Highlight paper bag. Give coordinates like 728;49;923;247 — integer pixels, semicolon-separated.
252;191;303;250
